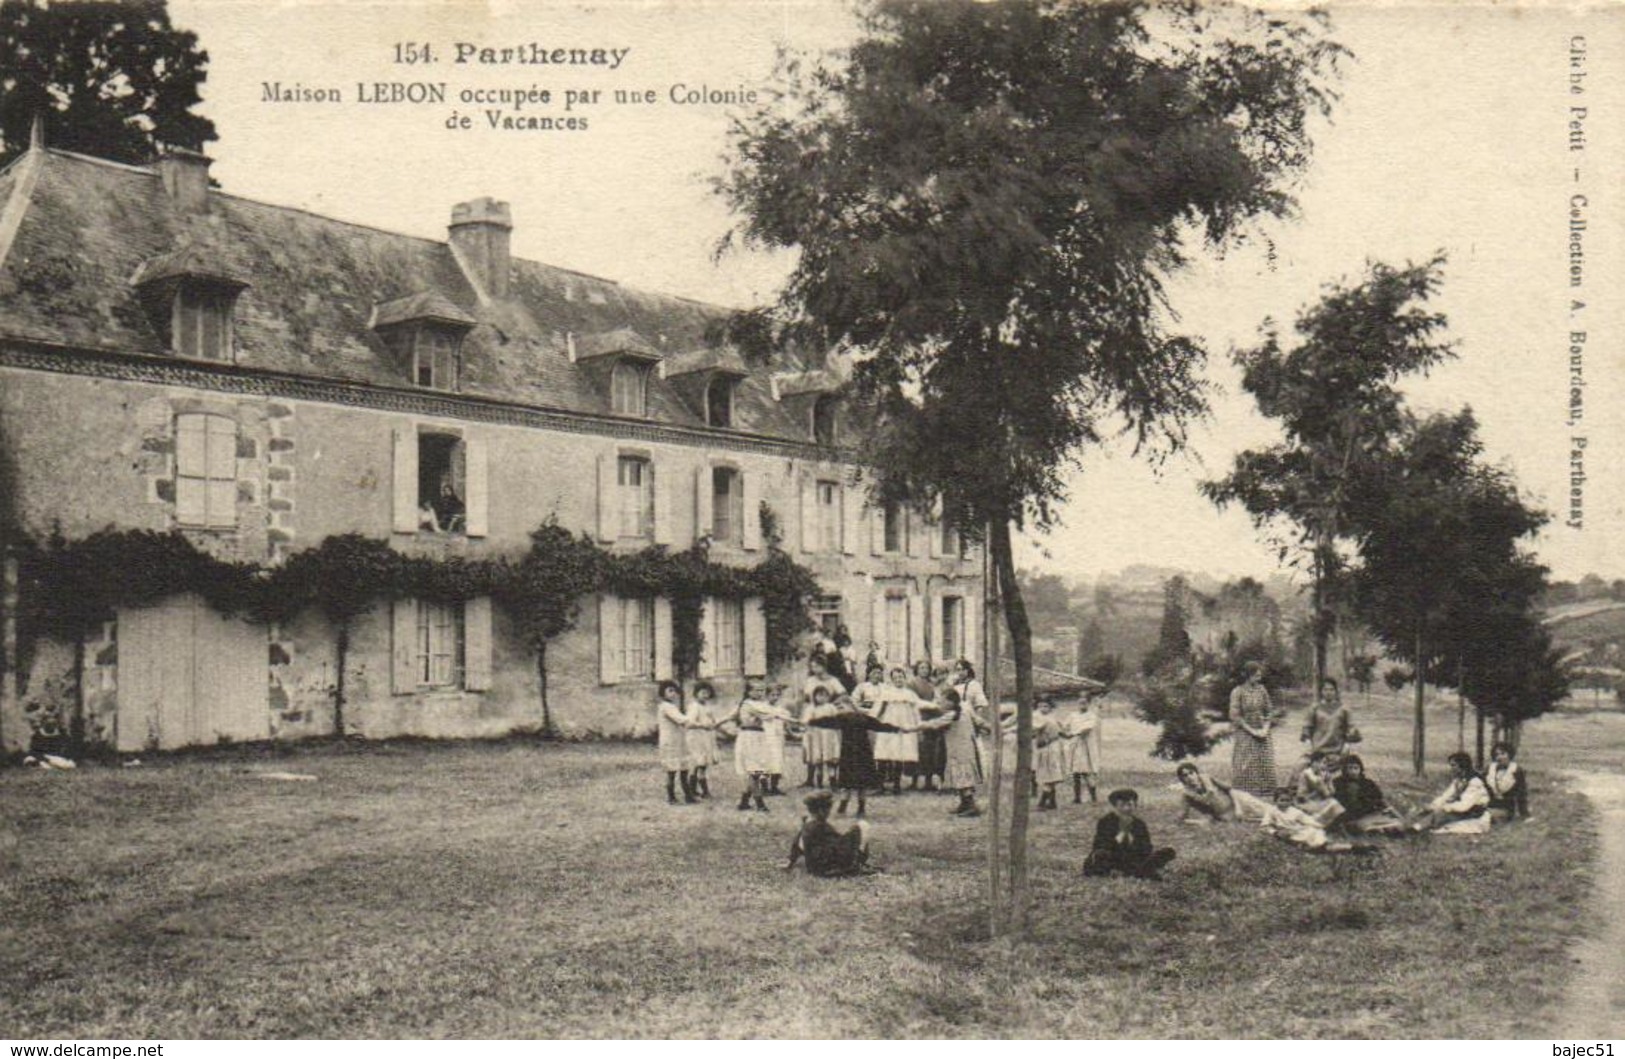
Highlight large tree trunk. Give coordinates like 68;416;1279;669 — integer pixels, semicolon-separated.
1475;706;1487;772
1411;625;1426;776
990;518;1034;933
984;552;1003;938
537;640;553;738
1311;538;1329;694
333;621;349;738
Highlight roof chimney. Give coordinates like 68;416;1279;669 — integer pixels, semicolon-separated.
448;197;512;301
156;146;213;213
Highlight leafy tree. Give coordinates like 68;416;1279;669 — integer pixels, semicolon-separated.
1082;652;1122;686
1204;256;1455;694
1;0;216;166
1383;665;1410;695
496;522;606;738
1346;653;1377;695
718;0;1342;933
1142;575;1193;676
1350;410;1547;774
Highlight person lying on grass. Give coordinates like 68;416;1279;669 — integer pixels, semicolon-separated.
1174;763;1275;824
1083;789;1176;880
786;791;877;877
1331;754;1408;834
1411;752;1492;834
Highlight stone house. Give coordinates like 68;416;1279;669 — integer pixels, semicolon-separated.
0;143;983;753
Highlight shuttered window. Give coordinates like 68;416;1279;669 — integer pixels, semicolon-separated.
884;595;909;665
618;456;653;539
621;597;655;679
173;287;233;362
415;599;464;688
175;413;237;529
713;597;744;675
611;362;648;416
817;481;841;552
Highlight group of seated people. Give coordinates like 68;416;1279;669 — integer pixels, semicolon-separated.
784;743;1532;880
1175;743;1530;850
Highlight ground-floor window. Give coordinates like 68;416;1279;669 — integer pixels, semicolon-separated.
416;599;465;688
712;597;744;674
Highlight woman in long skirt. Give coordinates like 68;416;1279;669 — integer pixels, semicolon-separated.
873;665;924;795
909;660;946;791
1228;661;1278;796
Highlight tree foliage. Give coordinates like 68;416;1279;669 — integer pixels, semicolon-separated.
719;0;1344;933
1203;255;1456;688
0;0;216;165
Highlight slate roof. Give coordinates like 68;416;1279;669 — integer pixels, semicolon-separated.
0;148;823;444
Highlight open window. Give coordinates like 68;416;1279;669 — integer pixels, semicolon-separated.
706;376;735;428
812;395;839;446
392;425;488;537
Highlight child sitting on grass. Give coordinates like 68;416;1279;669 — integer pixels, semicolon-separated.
786;791;876;877
1083;788;1176;880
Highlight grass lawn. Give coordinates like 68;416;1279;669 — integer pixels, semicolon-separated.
0;693;1611;1038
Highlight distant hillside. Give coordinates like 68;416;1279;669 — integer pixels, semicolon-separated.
1545;601;1625;654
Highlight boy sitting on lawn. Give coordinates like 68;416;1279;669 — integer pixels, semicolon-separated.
786;791;877;877
1084;788;1176;880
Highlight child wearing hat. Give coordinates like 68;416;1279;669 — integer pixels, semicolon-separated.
1083;788;1176;879
786;791;874;877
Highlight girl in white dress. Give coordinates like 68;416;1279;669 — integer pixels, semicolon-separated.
873;665;924;795
656;681;698;805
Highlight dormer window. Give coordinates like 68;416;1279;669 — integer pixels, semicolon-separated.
173;286;236;362
412;327;461;391
812;395;839;446
706;376;735;428
372;291;477;393
611;361;649;416
132;250;250;364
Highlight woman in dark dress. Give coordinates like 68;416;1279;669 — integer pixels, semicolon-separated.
807;694;912;818
909;660;946;791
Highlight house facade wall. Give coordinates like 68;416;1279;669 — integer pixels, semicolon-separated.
0;355;981;752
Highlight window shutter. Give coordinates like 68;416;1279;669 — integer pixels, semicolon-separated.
653;462;674;545
393;426;419;534
596;455;617;542
907;510;927;558
962;593;979;670
696;597;715;678
653;597;674;681
464;596;493;690
391;599;417;694
909;593;925;664
870;593;886;662
870;505;886;556
463;434;489;538
741;472;762;551
598;594;621;685
744;597;767;676
841;486;860;556
925;592;940;664
928;500;944;559
694;465;713;543
799;477;817;554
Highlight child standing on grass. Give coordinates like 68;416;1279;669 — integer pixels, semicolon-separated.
726;678;798;812
1061;697;1101;804
656;680;699;805
765;683;790;795
800;684;840;790
873;665;924;795
685;682;721;800
1083;789;1176;879
918;686;984;817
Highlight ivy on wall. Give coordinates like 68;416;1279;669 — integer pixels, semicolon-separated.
14;504;820;692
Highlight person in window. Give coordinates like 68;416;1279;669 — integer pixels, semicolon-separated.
786;791;877;877
1083;789;1176;880
430;472;465;533
1484;742;1531;823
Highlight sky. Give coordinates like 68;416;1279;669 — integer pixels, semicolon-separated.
169;0;1623;587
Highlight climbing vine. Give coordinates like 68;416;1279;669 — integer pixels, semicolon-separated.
16;505;821;693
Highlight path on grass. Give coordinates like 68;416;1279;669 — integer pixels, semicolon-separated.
1555;770;1625;1037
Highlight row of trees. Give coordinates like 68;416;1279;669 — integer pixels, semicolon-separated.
1204;257;1566;772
